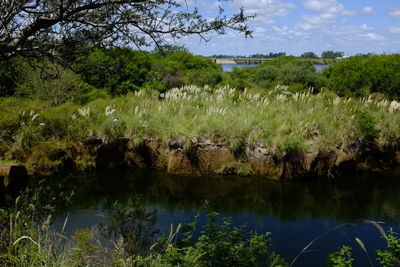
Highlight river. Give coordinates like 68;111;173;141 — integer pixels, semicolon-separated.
53;168;400;266
222;63;329;72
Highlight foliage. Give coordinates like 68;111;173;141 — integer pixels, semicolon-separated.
72;48;223;94
0;57;26;97
2;85;400;159
0;0;251;61
252;65;280;87
327;246;354;267
301;52;319;59
354;111;378;147
229;57;325;91
322;51;344;59
73;48;155;95
3;179;400;266
72;229;104;265
154;51;222;88
377;228;400;266
324;54;400;99
15;60;85;105
249;52;287;58
189;212;288;266
102;198;158;256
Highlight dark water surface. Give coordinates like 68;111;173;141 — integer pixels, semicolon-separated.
56;169;400;266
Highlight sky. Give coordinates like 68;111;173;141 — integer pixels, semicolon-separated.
171;0;400;56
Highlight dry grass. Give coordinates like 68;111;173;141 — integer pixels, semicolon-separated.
2;85;400;152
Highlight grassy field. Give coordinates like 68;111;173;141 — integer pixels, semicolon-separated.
1;85;400;155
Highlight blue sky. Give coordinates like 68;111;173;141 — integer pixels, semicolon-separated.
171;0;400;56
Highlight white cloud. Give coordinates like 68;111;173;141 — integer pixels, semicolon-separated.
388;27;400;35
359;33;385;41
272;26;304;38
389;7;400;19
232;0;296;24
326;24;384;42
302;0;344;14
302;1;373;17
297;13;336;30
327;24;374;35
362;6;374;15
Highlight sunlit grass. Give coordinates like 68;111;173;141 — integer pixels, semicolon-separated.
1;85;400;152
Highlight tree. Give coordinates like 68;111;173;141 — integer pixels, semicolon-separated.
300;52;318;59
321;51;344;59
0;0;252;61
269;52;286;58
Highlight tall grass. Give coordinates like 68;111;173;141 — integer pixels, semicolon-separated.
1;85;400;152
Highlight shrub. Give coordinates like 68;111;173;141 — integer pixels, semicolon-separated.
0;57;28;97
186;69;223;87
158;212;288;267
15;61;84;105
327;246;353;267
79;85;109;105
73;48;155;95
324;55;400;99
236;57;326;91
354;111;378;147
252;65;280;87
376;228;400;266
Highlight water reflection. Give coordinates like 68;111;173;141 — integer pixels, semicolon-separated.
71;168;400;222
55;169;400;266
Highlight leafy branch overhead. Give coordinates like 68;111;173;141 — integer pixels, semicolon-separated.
0;0;252;60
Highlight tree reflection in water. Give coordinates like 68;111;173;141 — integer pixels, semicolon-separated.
101;197;159;256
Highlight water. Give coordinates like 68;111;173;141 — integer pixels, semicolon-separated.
54;169;400;266
314;64;330;72
222;63;258;72
221;63;329;72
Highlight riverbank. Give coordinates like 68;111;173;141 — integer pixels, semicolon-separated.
1;85;400;179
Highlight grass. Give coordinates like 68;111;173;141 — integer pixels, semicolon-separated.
1;85;400;156
0;160;18;164
1;202;400;266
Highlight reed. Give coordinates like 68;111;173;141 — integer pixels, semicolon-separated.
2;85;400;154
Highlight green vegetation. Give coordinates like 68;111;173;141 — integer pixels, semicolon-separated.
0;185;287;267
1;50;400;177
1;48;400;266
3;50;400;103
327;246;353;267
1;48;223;101
323;54;400;99
301;52;319;59
376;229;400;266
2;85;400;162
322;51;345;59
1;188;400;267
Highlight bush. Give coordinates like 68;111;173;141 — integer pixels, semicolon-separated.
327;246;353;267
79;85;109;105
186;69;223;87
354;111;378;147
158;212;288;267
324;54;400;99
15;61;84;105
230;57;326;91
73;48;155;95
0;57;28;97
252;65;280;87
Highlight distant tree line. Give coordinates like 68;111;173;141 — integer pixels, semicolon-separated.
213;51;345;59
301;51;344;59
